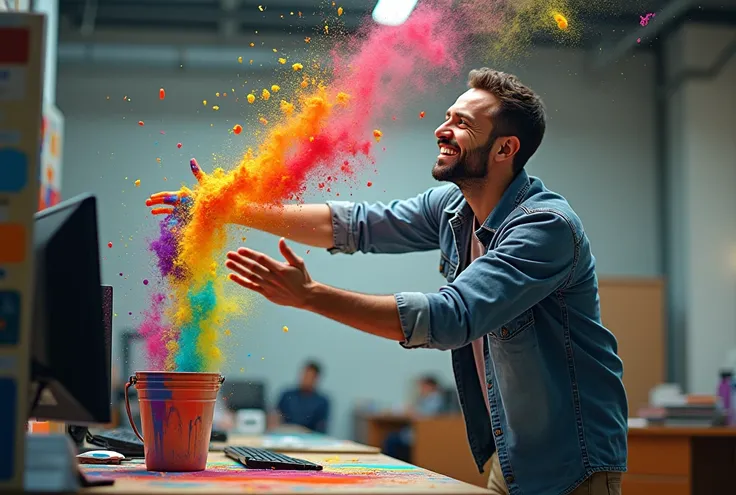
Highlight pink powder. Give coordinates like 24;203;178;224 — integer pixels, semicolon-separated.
137;292;169;369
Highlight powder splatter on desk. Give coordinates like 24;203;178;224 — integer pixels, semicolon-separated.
80;455;468;493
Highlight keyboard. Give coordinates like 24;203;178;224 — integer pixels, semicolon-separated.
87;428;144;457
224;446;323;471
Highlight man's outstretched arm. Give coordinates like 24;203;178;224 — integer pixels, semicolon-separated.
226;209;577;351
302;283;404;342
146;157;454;253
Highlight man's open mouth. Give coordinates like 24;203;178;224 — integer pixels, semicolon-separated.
439;145;459;156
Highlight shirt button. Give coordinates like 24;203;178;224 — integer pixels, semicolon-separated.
501;327;509;337
494;428;502;437
505;475;514;484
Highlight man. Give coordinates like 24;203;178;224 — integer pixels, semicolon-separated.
270;360;330;433
148;68;627;495
383;375;446;462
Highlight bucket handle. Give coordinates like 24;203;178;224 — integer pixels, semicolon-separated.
124;376;146;443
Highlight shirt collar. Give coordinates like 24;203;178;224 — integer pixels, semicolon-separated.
444;169;532;243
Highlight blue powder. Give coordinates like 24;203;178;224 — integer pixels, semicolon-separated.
174;280;217;372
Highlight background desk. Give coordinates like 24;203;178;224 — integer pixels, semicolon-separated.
211;432;380;454
80;452;490;495
356;413;486;487
358;412;412;450
625;426;736;495
359;414;736;493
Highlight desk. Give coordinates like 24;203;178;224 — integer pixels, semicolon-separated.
80;452;490;494
359;412;412;450
211;432;379;454
625;426;736;495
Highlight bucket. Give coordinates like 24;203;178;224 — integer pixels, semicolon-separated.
125;371;224;472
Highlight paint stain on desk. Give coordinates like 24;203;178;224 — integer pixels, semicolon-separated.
80;457;458;491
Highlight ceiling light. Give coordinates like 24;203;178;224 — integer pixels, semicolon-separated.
372;0;419;26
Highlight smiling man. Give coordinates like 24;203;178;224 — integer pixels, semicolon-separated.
148;68;627;495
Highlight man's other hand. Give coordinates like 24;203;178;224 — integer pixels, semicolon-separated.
225;238;315;309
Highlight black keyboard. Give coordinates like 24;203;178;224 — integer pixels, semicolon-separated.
87;428;144;457
224;446;323;471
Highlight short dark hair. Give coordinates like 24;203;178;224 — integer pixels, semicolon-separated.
304;360;322;376
419;375;439;388
467;68;546;174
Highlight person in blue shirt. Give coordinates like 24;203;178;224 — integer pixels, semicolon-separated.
149;67;627;495
383;375;446;462
271;360;330;433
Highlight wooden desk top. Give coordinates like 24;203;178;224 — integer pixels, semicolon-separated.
359;412;412;423
210;433;380;454
80;452;490;495
628;425;736;437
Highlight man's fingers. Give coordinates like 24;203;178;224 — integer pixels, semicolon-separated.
225;259;264;283
190;158;206;182
227;251;271;277
236;247;282;272
151;207;174;216
278;238;303;267
149;191;183;200
228;273;264;293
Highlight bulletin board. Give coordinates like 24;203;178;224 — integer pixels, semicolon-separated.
38;103;63;210
0;12;45;491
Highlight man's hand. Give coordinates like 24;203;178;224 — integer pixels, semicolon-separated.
144;158;205;215
225;238;315;308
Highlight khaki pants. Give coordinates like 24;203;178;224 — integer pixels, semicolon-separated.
487;452;622;495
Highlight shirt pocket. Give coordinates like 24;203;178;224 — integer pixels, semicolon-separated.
488;309;535;343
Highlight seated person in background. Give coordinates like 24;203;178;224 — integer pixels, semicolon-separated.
270;360;330;433
383;375;446;462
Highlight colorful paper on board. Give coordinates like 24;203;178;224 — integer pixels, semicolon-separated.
0;291;21;345
0;378;17;481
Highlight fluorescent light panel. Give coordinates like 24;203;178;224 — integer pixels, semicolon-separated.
372;0;419;26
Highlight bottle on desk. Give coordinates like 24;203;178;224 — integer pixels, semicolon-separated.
717;370;734;425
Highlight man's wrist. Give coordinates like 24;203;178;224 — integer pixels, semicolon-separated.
301;281;328;311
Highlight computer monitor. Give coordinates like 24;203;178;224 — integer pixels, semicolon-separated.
28;193;111;424
221;381;266;411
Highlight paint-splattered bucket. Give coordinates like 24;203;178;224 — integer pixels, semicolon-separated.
125;371;225;472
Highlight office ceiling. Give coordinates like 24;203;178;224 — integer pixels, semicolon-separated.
57;0;684;47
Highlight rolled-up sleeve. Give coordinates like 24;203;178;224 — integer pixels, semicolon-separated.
397;209;579;351
326;184;457;255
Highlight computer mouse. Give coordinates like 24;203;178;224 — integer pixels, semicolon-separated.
76;450;125;465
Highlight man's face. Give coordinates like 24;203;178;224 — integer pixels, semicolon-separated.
419;381;434;397
432;88;498;184
300;367;318;391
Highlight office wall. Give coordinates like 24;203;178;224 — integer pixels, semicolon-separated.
665;23;736;394
57;46;659;438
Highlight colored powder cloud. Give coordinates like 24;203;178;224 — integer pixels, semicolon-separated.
139;0;600;372
137;292;169;370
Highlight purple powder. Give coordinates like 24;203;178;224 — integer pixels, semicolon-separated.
149;215;187;280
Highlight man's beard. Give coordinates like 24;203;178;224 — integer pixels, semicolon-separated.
431;135;494;185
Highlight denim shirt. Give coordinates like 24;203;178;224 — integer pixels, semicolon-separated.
327;170;628;495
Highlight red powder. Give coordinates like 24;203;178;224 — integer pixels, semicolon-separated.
107;242;113;248
177;143;183;149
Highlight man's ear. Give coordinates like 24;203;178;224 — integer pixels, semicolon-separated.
495;136;521;161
